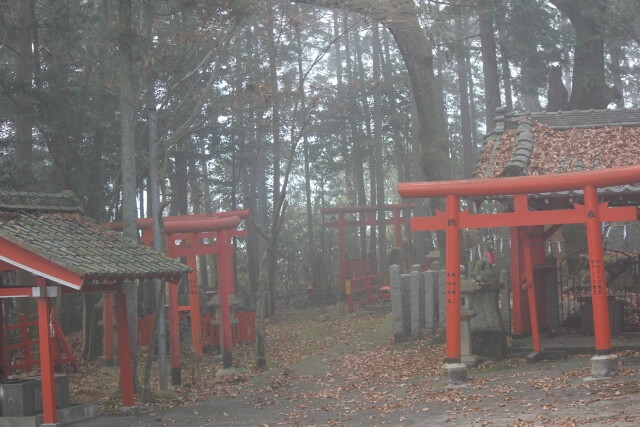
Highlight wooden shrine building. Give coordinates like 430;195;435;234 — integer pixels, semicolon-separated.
398;108;640;384
0;191;190;425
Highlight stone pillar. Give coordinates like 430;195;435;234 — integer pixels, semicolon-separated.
401;273;412;339
410;267;421;339
414;265;426;332
545;256;560;331
438;269;447;334
390;264;404;343
424;270;438;336
499;269;511;334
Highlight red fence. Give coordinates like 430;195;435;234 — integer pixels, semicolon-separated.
346;272;388;311
138;310;256;348
7;311;79;374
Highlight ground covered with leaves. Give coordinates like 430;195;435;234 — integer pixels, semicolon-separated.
71;303;640;426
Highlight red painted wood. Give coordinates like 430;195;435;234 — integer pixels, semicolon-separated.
584;185;612;353
169;281;181;385
0;302;7;378
510;228;525;335
445;195;461;362
410;204;637;231
37;278;57;424
397;164;640;198
186;239;202;355
0;238;84;289
217;230;233;369
114;290;135;407
521;228;541;352
0;287;34;298
107;210;249;231
103;293;114;364
51;308;80;372
164;216;240;234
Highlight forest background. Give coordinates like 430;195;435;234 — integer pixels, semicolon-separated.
1;0;640;365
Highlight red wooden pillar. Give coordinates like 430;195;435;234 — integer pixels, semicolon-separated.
392;206;403;248
445;195;461;362
36;277;57;424
510;226;526;335
0;300;7;378
103;292;114;366
169;281;181;385
217;230;233;369
114;288;135;407
521;227;541;352
224;230;236;297
338;212;347;293
186;234;202;355
584;185;612;354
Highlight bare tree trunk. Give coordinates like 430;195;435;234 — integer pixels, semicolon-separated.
343;15;367;259
266;3;281;317
477;0;501;132
372;23;387;272
550;0;609;109
334;12;357;206
295;18;319;293
119;0;139;391
497;25;513;112
454;7;474;179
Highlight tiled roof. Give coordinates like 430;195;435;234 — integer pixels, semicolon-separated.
0;191;190;285
475;108;640;179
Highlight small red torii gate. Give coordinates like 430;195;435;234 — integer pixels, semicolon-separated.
398;165;640;382
107;210;249;379
322;204;413;291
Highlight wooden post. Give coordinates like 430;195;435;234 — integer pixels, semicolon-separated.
392;206;403;248
36;277;57;424
510;226;526;335
186;236;202;355
338;212;347;293
114;289;135;407
0;300;7;378
584;185;612;354
217;230;233;369
521;227;541;352
103;292;114;366
445;195;461;362
169;281;181;385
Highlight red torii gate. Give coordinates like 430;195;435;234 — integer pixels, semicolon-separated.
398;165;640;383
322;204;413;291
107;210;249;379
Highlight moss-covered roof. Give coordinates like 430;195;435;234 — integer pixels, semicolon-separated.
0;191;190;287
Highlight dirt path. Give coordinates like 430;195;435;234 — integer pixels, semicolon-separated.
79;312;640;426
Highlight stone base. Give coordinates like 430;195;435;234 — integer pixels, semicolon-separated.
216;366;240;376
441;363;467;386
0;402;100;427
461;355;481;368
471;329;507;361
118;405;140;416
526;352;544;364
590;354;618;378
0;375;69;417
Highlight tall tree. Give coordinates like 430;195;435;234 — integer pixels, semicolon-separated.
454;5;474;178
118;0;139;390
372;23;387;272
550;0;609;109
477;0;501;131
295;0;450;187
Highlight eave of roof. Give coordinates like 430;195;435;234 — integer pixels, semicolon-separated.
0;192;191;290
